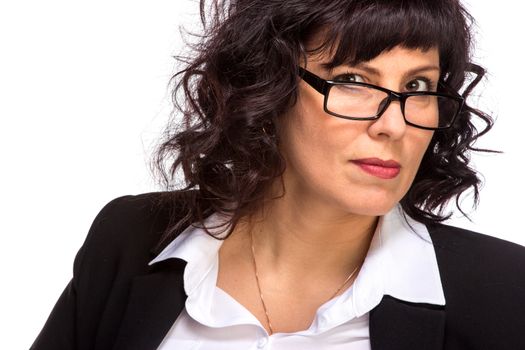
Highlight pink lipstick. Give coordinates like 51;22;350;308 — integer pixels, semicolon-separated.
350;158;401;179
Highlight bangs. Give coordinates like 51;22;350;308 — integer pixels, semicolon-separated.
304;0;469;74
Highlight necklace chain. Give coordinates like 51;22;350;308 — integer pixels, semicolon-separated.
249;225;362;335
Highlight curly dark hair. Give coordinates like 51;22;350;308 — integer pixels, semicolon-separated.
152;0;496;251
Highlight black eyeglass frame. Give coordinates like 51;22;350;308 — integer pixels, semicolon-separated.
298;67;465;131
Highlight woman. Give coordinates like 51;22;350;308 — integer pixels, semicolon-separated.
31;0;525;349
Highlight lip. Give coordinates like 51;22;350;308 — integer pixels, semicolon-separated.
350;158;401;179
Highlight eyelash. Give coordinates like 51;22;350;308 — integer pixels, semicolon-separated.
410;76;436;92
333;72;437;91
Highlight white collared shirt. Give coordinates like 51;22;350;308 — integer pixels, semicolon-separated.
151;204;446;350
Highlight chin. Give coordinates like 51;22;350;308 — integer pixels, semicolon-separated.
332;185;401;212
338;194;400;217
353;205;395;217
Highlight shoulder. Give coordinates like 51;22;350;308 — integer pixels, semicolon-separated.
426;223;525;336
77;190;199;273
91;190;195;228
69;190;199;308
426;222;525;270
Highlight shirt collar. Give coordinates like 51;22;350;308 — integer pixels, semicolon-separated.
149;204;446;319
350;205;446;318
148;211;231;296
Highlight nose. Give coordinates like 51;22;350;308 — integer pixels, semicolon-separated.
367;96;407;140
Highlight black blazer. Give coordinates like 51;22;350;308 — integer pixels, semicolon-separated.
30;191;525;350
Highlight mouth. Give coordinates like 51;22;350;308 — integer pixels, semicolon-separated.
350;158;401;179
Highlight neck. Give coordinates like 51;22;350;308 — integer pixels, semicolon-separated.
241;186;379;293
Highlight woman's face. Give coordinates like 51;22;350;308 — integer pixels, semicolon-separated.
276;45;439;217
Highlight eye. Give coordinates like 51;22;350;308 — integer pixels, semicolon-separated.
405;77;435;92
333;72;366;83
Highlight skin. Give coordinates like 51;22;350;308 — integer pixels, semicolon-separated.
217;44;439;334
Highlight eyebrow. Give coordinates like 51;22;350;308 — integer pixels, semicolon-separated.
353;63;440;78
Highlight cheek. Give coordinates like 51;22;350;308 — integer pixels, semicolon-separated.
280;97;353;170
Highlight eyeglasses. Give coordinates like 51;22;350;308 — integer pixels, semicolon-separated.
298;67;465;130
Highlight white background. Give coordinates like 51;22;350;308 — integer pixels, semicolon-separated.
1;1;523;348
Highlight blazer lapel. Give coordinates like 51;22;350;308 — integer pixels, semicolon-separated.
111;258;188;350
369;295;446;350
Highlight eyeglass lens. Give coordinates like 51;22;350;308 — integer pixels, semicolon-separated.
327;84;460;128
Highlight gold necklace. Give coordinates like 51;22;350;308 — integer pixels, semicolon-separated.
249;225;362;335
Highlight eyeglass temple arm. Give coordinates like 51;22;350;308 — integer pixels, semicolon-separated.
298;67;328;95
